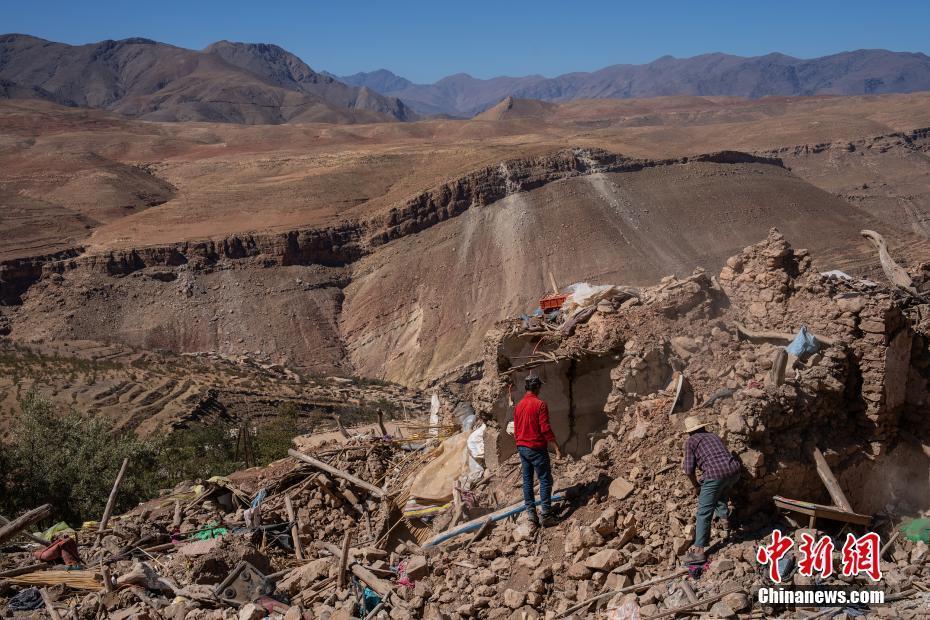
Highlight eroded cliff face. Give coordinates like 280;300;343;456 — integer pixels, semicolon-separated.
1;148;927;384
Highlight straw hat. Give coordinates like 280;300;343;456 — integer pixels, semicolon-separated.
682;416;709;433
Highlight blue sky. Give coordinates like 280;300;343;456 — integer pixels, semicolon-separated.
4;1;929;83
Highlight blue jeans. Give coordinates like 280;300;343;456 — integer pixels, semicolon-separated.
518;446;553;520
694;472;739;547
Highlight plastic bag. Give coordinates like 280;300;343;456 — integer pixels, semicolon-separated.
785;325;819;357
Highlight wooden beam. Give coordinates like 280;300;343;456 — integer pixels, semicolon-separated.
0;514;49;546
284;495;304;561
0;504;52;546
811;447;853;513
350;563;393;598
288;449;384;498
98;458;130;537
337;532;352;589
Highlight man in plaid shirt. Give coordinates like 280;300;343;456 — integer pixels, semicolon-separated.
681;416;741;564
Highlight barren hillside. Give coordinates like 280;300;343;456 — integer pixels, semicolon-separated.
2;91;930;395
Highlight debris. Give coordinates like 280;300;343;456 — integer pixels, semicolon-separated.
287;448;385;498
422;493;566;547
608;477;635;500
773;495;871;528
214;561;274;606
861;229;920;296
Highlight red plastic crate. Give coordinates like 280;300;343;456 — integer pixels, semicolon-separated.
539;293;568;312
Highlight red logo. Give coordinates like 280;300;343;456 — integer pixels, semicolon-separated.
841;532;882;581
756;529;794;583
757;530;882;582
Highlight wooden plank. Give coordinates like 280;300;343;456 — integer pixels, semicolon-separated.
288;449;384;498
811;447;854;513
337;532;352;589
350;563;393;598
0;504;52;546
284;496;304;561
773;496;870;526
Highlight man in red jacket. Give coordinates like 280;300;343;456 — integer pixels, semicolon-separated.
514;374;563;527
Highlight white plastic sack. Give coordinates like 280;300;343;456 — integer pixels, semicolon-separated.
562;282;621;315
466;423;486;477
429;393;441;437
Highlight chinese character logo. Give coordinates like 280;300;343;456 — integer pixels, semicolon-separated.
756;529;794;583
757;530;882;582
841;532;882;581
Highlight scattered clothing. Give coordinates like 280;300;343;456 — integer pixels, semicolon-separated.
518;445;553;522
34;535;82;565
786;325;819;357
513;391;556;450
8;587;43;611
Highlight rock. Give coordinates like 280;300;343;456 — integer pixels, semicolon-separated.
475;569;497;586
605;571;632;590
490;557;510;573
513;520;536;543
406;554;429;580
284;608;302;620
532;565;552;581
563;526;602;553
566;561;592;580
503;588;526;609
723;591;750;612
710;601;737;618
508;606;541;620
585;549;622;572
238;604;264;620
714;558;735;572
592;508;618;536
608;478;635;500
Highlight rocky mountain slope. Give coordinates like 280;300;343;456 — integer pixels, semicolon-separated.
0;34;412;123
341;50;930;116
2;92;930;389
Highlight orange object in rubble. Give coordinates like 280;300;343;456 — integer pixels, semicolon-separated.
539;293;567;312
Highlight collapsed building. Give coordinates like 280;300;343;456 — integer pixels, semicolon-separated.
2;229;929;619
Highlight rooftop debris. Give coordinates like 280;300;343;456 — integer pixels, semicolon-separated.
3;229;930;618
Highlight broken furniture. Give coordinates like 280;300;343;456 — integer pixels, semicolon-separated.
773;496;871;529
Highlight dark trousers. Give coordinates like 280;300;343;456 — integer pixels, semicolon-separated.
518;446;553;519
695;472;739;547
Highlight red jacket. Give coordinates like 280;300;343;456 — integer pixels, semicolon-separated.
514;391;556;450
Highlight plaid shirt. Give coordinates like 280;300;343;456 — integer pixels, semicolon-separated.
683;431;740;481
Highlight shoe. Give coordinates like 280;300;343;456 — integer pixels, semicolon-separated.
682;548;707;564
540;514;559;528
718;518;732;531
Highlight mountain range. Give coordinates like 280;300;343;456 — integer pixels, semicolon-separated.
0;34;414;123
339;50;930;117
2;34;929;122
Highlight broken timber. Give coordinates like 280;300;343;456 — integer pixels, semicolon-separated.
288;449;384;498
811;447;854;513
0;503;52;546
773;496;870;527
0;514;50;546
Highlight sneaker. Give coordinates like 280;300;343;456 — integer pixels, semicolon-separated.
540;514;559;528
682;548;707;564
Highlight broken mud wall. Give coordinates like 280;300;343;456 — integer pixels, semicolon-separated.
474;230;930;517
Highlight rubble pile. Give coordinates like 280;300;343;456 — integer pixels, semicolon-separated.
2;229;930;619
